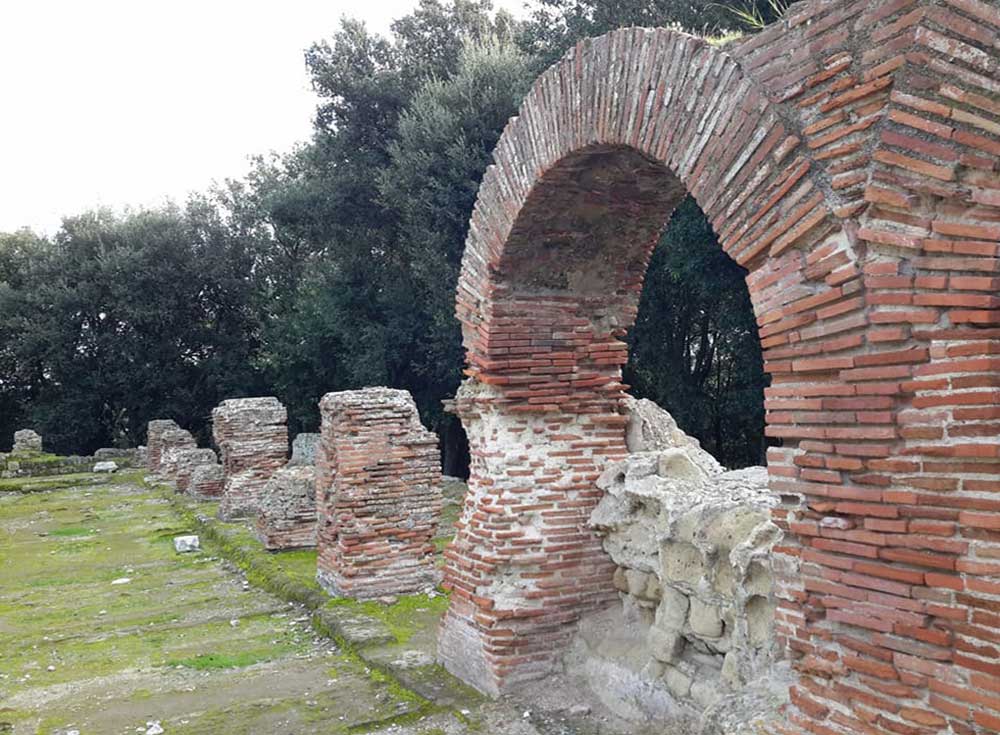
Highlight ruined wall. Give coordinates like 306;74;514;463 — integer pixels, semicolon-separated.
571;399;786;730
256;433;320;550
156;428;197;480
171;448;220;494
212;397;288;520
316;388;442;599
146;419;188;472
188;463;224;500
443;2;1000;731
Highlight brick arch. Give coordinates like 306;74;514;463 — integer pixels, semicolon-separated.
442;4;1000;732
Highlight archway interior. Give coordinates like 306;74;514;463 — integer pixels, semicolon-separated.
440;145;743;694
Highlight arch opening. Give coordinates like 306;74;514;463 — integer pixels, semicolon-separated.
438;142;775;697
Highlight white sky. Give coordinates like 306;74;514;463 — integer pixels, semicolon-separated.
0;0;527;235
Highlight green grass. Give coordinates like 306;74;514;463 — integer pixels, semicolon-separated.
48;525;96;537
166;649;283;670
323;593;450;646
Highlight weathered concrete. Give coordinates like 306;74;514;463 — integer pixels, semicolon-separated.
442;2;1000;732
575;403;786;728
316;388;443;599
212;397;288;520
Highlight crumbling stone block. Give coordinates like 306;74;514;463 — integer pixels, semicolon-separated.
256;465;317;550
315;388;442;599
288;432;320;466
12;429;42;454
212;397;288;520
188;463;224;500
172;448;219;494
255;433;321;551
146;420;195;474
570;400;783;724
157;429;198;480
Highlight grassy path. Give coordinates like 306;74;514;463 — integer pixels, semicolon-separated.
0;479;423;734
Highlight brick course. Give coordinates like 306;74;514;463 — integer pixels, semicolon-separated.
316;388;442;599
212;397;288;520
441;3;1000;732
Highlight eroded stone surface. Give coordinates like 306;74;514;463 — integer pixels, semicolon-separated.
316;388;442;599
187;463;224;500
12;429;43;454
256;465;318;550
212;397;288;520
579;403;785;729
172;448;219;494
288;433;320;467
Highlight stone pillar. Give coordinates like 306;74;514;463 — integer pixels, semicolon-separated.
255;433;321;550
147;420;182;472
212;397;288;520
316;388;442;599
157;428;197;479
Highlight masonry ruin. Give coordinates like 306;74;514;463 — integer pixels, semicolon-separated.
212;397;289;520
316;388;443;599
256;433;321;550
146;419;195;474
569;397;787;726
171;448;221;494
439;2;1000;733
12;429;42;454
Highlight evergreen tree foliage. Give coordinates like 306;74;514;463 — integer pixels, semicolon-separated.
1;0;776;467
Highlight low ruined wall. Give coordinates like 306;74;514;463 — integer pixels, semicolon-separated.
212;397;288;520
568;399;787;732
1;431;143;478
172;448;219;494
188;463;224;499
316;388;442;599
146;419;198;474
256;433;320;550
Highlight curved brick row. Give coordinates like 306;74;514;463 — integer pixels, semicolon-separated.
442;2;1000;732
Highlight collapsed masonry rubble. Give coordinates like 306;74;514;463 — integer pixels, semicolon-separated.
12;429;43;453
212;397;288;520
256;433;321;550
568;398;787;731
316;388;442;599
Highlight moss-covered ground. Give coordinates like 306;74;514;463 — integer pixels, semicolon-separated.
0;478;435;734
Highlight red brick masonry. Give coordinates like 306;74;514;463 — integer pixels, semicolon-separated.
212;397;288;520
316;388;443;599
439;2;1000;732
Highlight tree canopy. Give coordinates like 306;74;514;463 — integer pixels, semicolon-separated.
0;0;779;467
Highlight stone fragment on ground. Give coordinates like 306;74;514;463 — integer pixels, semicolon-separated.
93;460;118;473
173;534;200;552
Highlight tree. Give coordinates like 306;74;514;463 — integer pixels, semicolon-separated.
625;198;768;468
0;206;262;453
519;0;798;67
